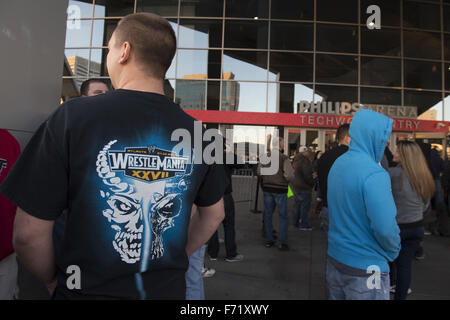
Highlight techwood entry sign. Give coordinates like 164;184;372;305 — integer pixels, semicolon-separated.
184;110;449;133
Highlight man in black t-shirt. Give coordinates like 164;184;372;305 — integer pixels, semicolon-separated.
317;124;350;234
0;13;227;300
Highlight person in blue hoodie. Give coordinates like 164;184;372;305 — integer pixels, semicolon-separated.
326;109;401;300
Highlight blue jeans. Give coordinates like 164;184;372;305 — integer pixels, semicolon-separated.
326;258;390;300
185;245;206;300
292;189;312;228
263;192;288;245
394;226;424;300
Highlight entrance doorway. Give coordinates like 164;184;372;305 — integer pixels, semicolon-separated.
284;128;325;159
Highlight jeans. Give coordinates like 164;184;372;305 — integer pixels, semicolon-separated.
208;194;237;259
394;226;424;300
292;189;312;228
185;245;206;300
326;258;390;300
263;192;289;245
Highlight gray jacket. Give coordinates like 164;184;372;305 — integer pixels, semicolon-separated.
291;153;314;192
257;150;294;190
389;167;429;225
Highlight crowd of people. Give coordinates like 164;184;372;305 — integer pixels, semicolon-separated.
0;12;449;301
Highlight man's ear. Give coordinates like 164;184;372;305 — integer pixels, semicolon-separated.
118;41;132;64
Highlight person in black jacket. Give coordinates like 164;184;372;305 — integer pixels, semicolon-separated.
317;124;350;233
207;144;244;262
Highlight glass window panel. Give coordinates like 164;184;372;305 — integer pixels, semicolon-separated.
180;0;223;17
163;79;175;100
361;57;401;87
444;34;450;61
270;22;313;51
176;49;208;78
223;51;267;81
89;48;109;77
94;0;134;17
224;21;268;49
166;51;176;78
314;85;358;103
316;24;358;53
221;81;267;112
404;30;441;60
65;49;92;79
404;90;442;115
67;0;94;19
207;50;221;79
271;0;314;20
403;1;440;30
65;19;92;48
208;81;221;110
268;83;314;113
226;0;269;19
175;79;206;110
445;63;450;91
136;0;178;16
316;54;358;84
404;59;441;90
444;5;450;32
360;0;400;27
179;19;222;48
361;28;400;56
269;52;313;82
317;0;357;23
360;87;401;105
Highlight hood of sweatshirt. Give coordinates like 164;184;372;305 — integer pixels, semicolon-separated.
348;109;393;163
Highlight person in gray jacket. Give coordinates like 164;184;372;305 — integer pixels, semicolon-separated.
258;137;294;251
291;146;315;230
389;140;435;300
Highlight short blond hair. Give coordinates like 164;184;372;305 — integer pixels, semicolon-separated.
114;13;176;79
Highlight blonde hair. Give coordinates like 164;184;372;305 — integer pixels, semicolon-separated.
396;140;435;203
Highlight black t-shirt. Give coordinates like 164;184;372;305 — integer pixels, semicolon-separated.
317;145;349;207
0;89;227;299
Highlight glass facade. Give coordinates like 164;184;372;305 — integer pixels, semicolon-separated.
63;0;450;119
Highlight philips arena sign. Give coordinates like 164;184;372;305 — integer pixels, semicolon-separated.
297;101;418;119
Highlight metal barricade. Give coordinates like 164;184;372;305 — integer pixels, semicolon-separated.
231;168;257;209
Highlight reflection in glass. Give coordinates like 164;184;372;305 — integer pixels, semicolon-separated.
226;0;269;19
224;21;268;49
65;49;94;89
94;0;134;17
221;81;267;113
181;0;223;17
360;0;400;27
65;19;92;47
404;90;442;115
175;80;206;110
223;51;267;81
271;0;314;20
404;60;441;90
136;0;178;16
67;0;94;19
360;87;401;105
403;1;440;30
361;57;401;87
176;50;208;78
317;0;357;23
361;28;400;56
179;19;222;48
270;22;313;51
314;85;357;103
207;81;221;110
316;54;358;84
404;30;441;60
90;49;109;77
316;24;357;53
269;52;313;82
268;83;314;113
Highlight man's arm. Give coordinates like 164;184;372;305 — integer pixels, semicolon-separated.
363;172;401;261
13;207;57;293
186;199;225;256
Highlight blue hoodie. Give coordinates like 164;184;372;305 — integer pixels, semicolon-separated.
327;109;401;273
